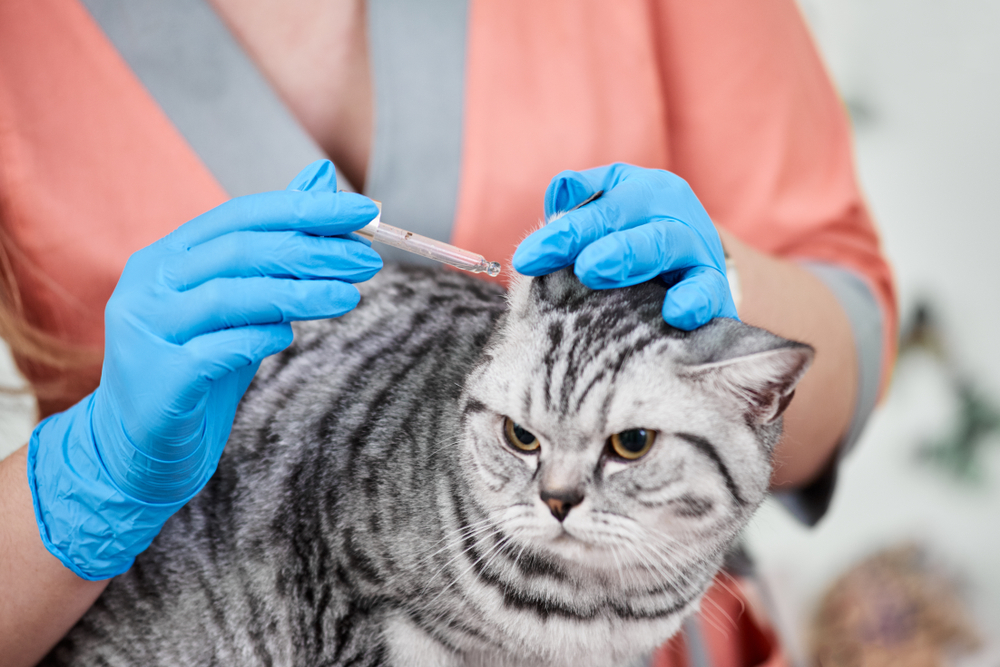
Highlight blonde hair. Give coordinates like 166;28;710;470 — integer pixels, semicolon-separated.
0;223;100;412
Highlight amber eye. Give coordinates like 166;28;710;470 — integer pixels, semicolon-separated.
503;417;540;453
609;429;656;460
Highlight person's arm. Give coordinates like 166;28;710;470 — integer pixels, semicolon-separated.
0;445;110;667
718;229;858;489
652;0;897;493
0;160;380;664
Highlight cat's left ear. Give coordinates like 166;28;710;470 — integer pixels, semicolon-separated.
681;344;814;424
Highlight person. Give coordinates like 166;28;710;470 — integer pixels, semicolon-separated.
0;1;896;665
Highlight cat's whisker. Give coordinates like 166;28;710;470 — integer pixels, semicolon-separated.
508;532;532;580
578;512;690;584
423;530;518;609
698;590;739;637
421;524;502;589
620;538;681;591
628;538;673;585
627;537;738;636
704;569;748;625
606;540;640;593
479;532;521;581
637;526;703;565
419;533;494;581
416;517;507;593
430;515;496;549
625;535;690;586
417;516;497;565
431;521;518;590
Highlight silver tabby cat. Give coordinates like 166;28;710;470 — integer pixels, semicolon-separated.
43;265;812;667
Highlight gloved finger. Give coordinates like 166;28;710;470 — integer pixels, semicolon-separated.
166;231;382;289
544;164;644;217
285;161;375;245
544;170;601;217
661;265;737;331
515;178;675;275
181;323;295;392
164;277;361;342
573;221;718;289
286;159;338;192
167;190;379;248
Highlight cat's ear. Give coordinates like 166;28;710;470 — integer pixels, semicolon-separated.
681;344;814;424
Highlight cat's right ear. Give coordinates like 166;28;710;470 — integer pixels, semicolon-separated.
681;344;814;424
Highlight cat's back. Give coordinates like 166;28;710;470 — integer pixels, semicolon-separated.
42;265;507;667
233;264;507;461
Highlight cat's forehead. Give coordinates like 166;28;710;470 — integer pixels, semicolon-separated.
502;269;688;357
510;268;670;320
503;270;788;367
471;271;692;429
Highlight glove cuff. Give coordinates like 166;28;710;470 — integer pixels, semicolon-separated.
27;393;191;580
92;389;212;505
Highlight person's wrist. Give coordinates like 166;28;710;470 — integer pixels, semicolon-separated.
28;393;187;580
724;249;742;313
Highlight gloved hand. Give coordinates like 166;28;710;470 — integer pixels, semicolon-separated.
28;160;380;580
512;163;738;330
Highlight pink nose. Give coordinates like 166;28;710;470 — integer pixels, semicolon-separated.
540;489;584;522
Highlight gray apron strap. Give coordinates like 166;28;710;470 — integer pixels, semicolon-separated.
366;0;468;256
682;615;713;667
79;0;470;255
619;616;711;667
80;0;334;197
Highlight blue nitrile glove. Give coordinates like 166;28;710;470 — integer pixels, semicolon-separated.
27;160;380;580
512;163;738;330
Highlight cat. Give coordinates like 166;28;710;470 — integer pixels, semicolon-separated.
42;264;812;667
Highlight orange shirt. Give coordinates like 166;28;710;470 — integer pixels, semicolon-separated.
455;0;896;393
0;0;895;412
0;4;862;661
0;0;226;412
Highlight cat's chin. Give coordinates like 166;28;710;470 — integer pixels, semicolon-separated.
541;530;647;573
534;529;698;592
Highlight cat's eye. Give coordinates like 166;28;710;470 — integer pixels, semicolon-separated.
609;429;656;460
503;417;540;453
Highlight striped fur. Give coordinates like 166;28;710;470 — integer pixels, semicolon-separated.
43;265;811;667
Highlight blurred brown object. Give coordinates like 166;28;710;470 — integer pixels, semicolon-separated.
810;544;979;667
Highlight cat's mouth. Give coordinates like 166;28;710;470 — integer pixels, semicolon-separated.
542;530;645;574
552;529;581;543
548;527;603;553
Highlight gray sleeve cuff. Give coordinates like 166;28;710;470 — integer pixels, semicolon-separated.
772;261;884;526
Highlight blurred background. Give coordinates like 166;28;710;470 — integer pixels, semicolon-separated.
745;0;1000;664
2;0;998;663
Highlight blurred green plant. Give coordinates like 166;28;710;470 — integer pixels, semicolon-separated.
898;303;1000;483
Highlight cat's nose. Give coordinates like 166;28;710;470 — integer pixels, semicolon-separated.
540;489;584;522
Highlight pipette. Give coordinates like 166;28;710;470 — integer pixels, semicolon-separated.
355;203;501;277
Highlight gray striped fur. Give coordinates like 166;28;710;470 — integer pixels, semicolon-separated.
43;265;811;667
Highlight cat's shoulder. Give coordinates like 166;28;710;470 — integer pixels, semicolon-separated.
291;263;506;340
358;264;507;304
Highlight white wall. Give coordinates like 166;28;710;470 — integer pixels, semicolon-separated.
747;0;1000;662
0;339;35;460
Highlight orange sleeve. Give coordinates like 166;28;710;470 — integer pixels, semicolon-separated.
650;0;898;388
454;0;671;266
456;0;895;388
0;0;227;413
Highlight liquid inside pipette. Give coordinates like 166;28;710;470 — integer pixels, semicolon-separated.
355;204;501;276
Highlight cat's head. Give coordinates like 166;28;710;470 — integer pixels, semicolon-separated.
458;268;812;593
